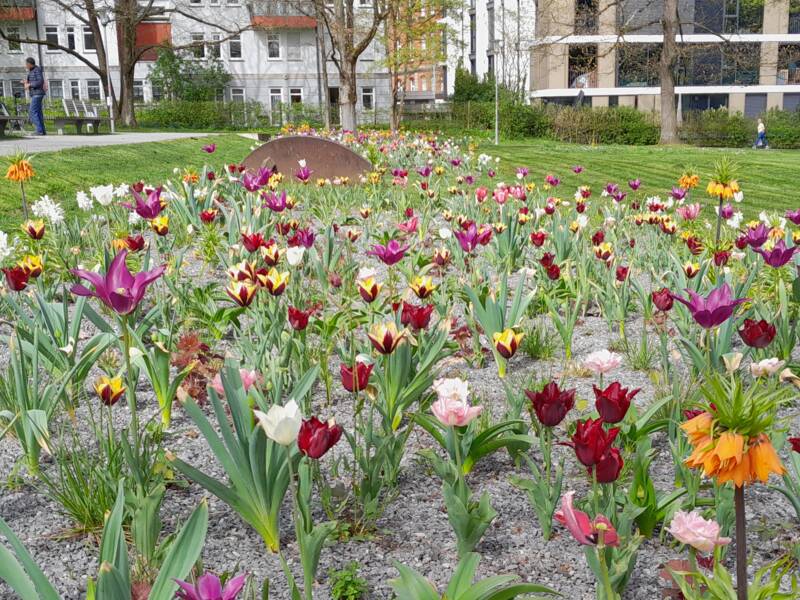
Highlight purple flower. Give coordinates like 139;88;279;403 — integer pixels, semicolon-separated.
132;187;164;220
175;572;247;600
367;240;409;265
201;143;217;153
720;203;734;219
604;182;619;195
612;191;627;203
416;165;432;177
785;209;800;226
454;223;479;253
262;190;287;212
671;283;749;329
743;223;769;248
546;174;561;187
628;179;641;191
295;165;313;183
241;167;272;192
670;186;687;201
516;167;529;178
487;168;496;178
754;239;799;268
451;158;462;167
572;165;584;174
71;250;165;315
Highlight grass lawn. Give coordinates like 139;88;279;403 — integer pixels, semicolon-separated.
2;134;797;232
0;133;254;230
483;139;798;218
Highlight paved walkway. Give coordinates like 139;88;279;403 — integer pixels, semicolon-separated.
0;131;210;156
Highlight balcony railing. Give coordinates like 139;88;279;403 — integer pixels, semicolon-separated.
249;0;312;17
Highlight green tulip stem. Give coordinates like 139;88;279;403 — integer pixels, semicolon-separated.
598;543;615;600
121;314;140;455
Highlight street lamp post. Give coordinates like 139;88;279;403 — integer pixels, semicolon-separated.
97;7;115;133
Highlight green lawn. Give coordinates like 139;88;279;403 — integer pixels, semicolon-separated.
483;139;798;217
2;134;797;232
0;133;254;230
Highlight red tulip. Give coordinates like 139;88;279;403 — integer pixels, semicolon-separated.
200;209;218;223
288;306;313;331
569;418;619;467
525;381;575;427
555;491;619;547
789;437;800;453
738;318;775;349
539;252;555;268
401;302;435;331
615;266;629;282
593;382;639;424
3;266;30;291
530;231;547;247
651;288;673;312
594;447;624;483
546;264;561;280
340;361;373;393
242;231;267;253
591;230;605;246
124;234;146;252
297;416;342;459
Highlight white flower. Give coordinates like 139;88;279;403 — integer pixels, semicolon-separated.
727;211;743;229
90;184;115;206
357;267;376;280
432;378;470;404
750;358;785;377
438;227;452;240
604;217;616;228
187;224;194;236
254;399;302;445
574;214;589;229
583;349;623;375
286;246;305;266
128;212;142;226
298;159;307;168
723;352;743;374
113;183;130;198
76;191;93;211
31;195;64;225
733;190;744;203
0;231;12;262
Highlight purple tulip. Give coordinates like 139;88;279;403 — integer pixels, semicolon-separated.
754;239;799;268
785;209;800;225
604;182;619;195
670;186;687;201
367;239;409;265
720;203;734;219
451;158;462;167
546;174;561;187
417;165;432;178
671;283;749;329
175;572;247;600
295;165;313;183
612;191;627;203
743;223;769;248
628;178;641;191
71;250;166;315
132;187;164;220
241;167;272;192
517;167;529;178
454;223;479;254
262;190;287;212
572;165;584;174
201;143;216;153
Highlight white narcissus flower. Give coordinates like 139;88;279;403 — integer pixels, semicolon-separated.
0;231;12;262
114;183;130;197
128;212;142;226
254;399;302;446
90;184;115;206
286;246;305;266
750;357;785;377
76;191;93;211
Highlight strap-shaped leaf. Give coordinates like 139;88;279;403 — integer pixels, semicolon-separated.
0;519;60;600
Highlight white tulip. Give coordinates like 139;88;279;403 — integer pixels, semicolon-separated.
254;399;302;445
286;246;305;266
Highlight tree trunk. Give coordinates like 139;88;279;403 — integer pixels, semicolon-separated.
315;5;331;129
119;70;136;126
659;0;679;144
340;61;358;131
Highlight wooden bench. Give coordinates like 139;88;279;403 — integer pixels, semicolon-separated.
0;102;27;136
52;99;108;134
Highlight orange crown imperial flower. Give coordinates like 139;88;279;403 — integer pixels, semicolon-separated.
5;154;35;183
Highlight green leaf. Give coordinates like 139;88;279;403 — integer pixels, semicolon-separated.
388;562;439;600
0;517;60;600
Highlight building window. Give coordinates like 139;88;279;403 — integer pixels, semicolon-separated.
6;26;22;52
267;33;281;59
289;87;303;104
191;33;205;59
230;87;245;102
70;79;80;99
682;93;728;112
83;26;96;51
778;44;800;84
569;44;597;88
575;0;598;35
45;26;59;51
133;79;144;102
209;33;221;58
190;0;202;5
286;32;301;61
361;87;374;110
229;34;242;59
226;0;240;4
66;26;76;50
11;79;25;98
269;87;282;122
152;84;163;102
48;79;63;99
87;79;101;100
617;43;661;87
209;0;219;6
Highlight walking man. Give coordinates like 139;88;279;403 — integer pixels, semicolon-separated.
22;57;46;136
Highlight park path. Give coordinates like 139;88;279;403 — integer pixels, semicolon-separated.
0;132;211;157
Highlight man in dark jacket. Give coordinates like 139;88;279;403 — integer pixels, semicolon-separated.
23;57;46;135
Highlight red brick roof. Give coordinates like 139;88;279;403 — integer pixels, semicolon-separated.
251;15;316;29
0;7;36;21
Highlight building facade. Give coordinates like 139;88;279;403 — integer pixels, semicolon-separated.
530;0;800;115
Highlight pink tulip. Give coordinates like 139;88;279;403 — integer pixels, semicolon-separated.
583;349;622;375
431;378;482;427
554;491;619;547
676;203;701;221
211;369;259;397
667;510;731;553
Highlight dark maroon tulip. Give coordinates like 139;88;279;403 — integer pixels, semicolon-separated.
340;361;373;393
594;382;639;424
540;252;555;268
738;318;775;348
593;447;624;483
652;288;673;312
713;250;730;267
530;231;547;247
591;230;605;246
615;266;629;282
789;437;800;453
525;381;575;427
288;306;313;331
569;418;619;467
297;416;342;459
242;231;267;253
546;264;561;280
